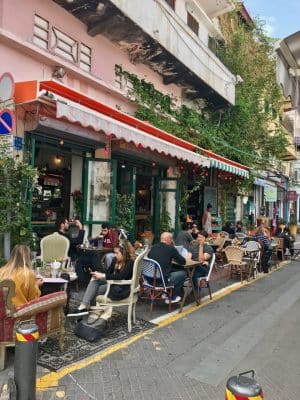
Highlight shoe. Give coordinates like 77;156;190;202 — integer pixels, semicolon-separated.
161;293;168;299
165;296;181;304
67;308;89;317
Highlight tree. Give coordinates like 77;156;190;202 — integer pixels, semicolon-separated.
0;146;37;259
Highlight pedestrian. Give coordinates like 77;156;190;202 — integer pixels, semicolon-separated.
202;203;213;235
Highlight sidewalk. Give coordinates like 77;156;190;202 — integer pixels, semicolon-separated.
0;251;295;398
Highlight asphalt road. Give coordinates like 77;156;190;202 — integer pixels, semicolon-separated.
55;261;300;399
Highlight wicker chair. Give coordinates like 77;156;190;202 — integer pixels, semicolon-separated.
224;246;249;282
0;279;67;370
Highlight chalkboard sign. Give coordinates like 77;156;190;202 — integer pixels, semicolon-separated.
203;186;217;214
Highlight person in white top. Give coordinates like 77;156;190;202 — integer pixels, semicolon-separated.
202;203;213;235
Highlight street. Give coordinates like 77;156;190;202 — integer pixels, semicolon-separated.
44;261;300;400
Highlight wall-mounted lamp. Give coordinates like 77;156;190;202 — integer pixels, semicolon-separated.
54;155;62;165
52;66;66;79
242;196;249;205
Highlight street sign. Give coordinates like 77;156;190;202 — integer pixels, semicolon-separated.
0;109;15;135
14;136;23;150
0;72;15;102
0;134;13;156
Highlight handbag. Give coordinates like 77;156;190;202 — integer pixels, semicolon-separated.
75;311;108;342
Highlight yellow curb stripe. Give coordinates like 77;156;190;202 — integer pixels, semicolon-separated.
36;260;290;390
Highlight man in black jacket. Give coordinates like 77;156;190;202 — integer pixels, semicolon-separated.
56;217;85;262
148;232;187;304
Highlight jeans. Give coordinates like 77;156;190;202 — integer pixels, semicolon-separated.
169;270;187;297
82;279;107;307
192;265;207;289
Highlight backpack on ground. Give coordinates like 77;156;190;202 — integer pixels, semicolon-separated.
75;311;108;342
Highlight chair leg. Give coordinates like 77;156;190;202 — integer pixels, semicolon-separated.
207;283;212;300
0;345;6;371
132;302;136;324
128;304;132;333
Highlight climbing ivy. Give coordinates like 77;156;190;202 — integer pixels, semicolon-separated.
115;8;288;172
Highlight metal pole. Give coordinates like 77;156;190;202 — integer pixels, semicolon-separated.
14;324;39;400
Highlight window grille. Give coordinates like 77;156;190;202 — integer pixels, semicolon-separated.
33;14;91;73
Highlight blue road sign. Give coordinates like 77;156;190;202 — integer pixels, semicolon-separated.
14;136;23;150
0;109;14;135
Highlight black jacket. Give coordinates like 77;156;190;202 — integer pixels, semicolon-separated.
105;258;134;300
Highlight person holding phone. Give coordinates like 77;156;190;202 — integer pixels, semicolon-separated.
67;243;134;317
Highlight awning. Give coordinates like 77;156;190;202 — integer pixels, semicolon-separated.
14;79;250;175
55;95;209;166
202;149;249;178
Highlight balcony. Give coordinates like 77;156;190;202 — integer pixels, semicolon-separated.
54;0;236;108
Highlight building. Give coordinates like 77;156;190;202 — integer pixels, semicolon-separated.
0;0;249;241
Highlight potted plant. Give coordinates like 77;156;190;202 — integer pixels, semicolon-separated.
71;190;83;218
289;216;298;236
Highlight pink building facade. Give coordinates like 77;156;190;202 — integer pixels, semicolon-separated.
0;0;249;239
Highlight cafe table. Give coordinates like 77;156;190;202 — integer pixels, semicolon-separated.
173;259;206;313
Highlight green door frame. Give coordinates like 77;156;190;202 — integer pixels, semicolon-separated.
83;157;117;225
154;177;180;240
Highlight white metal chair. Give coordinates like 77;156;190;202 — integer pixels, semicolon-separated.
182;253;216;306
140;257;174;317
242;241;261;278
197;253;216;300
95;247;148;332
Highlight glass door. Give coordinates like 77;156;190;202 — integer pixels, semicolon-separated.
154;178;179;239
83;158;117;225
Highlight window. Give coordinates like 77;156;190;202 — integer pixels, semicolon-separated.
187;12;199;36
33;15;49;50
33;15;92;73
165;0;175;10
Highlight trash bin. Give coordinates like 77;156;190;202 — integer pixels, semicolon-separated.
225;370;263;399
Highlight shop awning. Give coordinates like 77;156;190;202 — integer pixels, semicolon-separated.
54;95;210;165
14;79;249;176
202;149;249;178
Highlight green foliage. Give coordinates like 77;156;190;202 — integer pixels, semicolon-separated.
289;216;298;225
0;147;38;246
160;209;173;233
115;193;134;233
115;13;288;173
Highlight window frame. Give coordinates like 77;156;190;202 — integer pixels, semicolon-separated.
187;12;199;36
33;14;92;73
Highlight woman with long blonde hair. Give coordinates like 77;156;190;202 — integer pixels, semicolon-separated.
0;245;42;307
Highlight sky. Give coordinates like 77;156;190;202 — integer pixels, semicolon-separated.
243;0;300;39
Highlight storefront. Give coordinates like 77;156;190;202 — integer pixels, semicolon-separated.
15;79;210;241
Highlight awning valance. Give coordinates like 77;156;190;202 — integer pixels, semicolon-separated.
202;149;249;178
55;95;210;166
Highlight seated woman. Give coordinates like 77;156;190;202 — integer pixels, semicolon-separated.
0;245;43;307
68;243;135;318
253;225;272;273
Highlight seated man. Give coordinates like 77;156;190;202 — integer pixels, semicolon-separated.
148;232;187;304
76;224;119;283
175;222;193;250
253;225;272;273
188;230;214;289
56;217;85;261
